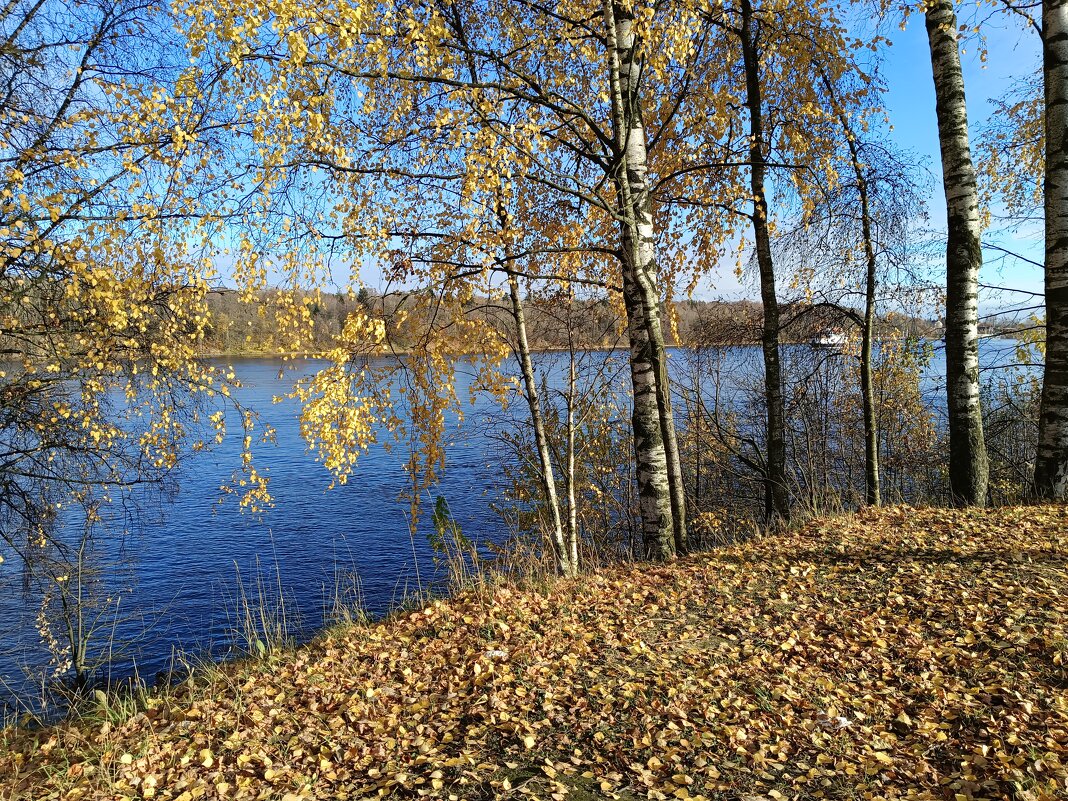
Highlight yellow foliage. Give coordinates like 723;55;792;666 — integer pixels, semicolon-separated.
0;0;284;522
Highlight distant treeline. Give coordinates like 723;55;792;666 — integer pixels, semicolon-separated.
199;289;1020;356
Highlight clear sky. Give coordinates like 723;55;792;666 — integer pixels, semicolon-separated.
327;7;1044;314
699;8;1044;314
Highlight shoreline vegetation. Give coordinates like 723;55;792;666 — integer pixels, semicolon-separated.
192;335;999;361
3;504;1067;799
197;292;1023;360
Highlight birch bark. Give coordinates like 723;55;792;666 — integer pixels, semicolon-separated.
507;271;574;576
1036;0;1068;499
925;0;989;506
565;342;579;569
605;0;684;558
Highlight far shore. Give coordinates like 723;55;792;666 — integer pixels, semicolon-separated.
194;334;968;361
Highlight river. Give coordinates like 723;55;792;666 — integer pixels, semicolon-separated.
0;341;1034;713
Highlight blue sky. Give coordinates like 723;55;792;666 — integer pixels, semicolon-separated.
702;8;1044;314
312;7;1044;314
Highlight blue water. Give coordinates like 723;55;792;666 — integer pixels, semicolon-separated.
0;356;535;706
0;341;1035;710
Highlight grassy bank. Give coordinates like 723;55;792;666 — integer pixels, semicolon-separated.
3;505;1067;800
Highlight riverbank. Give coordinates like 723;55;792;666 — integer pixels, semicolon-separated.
193;335;964;361
192;343;630;360
3;504;1067;799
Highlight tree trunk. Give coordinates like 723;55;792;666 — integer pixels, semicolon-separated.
565;339;580;568
658;344;688;555
829;90;882;507
859;173;881;508
506;272;574;576
605;0;684;559
1035;0;1068;499
925;0;989;506
854;178;880;508
740;0;789;523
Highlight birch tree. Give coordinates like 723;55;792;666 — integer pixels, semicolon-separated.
699;0;870;523
782;127;929;510
737;0;789;522
498;211;574;575
0;0;264;555
604;0;685;556
1035;0;1068;498
924;0;989;506
812;76;885;508
179;0;754;560
847;118;883;508
974;1;1068;498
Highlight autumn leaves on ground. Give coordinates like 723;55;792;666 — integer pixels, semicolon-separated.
3;505;1068;801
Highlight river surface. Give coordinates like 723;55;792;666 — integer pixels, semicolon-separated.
0;341;1032;711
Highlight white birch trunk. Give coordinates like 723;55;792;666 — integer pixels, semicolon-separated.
604;0;680;559
925;0;989;506
565;342;579;568
1036;0;1068;499
507;272;574;576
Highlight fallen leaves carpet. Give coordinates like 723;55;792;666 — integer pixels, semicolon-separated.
3;504;1067;800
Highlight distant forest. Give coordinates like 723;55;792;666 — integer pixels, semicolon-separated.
201;289;1002;356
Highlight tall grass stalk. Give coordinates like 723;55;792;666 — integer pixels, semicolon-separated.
323;566;370;629
227;555;297;660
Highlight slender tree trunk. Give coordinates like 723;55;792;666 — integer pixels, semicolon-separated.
1036;0;1068;499
828;88;882;507
605;0;684;559
740;0;789;523
565;339;579;568
924;0;989;506
859;178;881;508
823;70;881;506
506;273;574;576
659;346;688;555
692;377;702;509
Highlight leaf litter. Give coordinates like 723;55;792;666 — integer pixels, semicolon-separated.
3;504;1067;800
